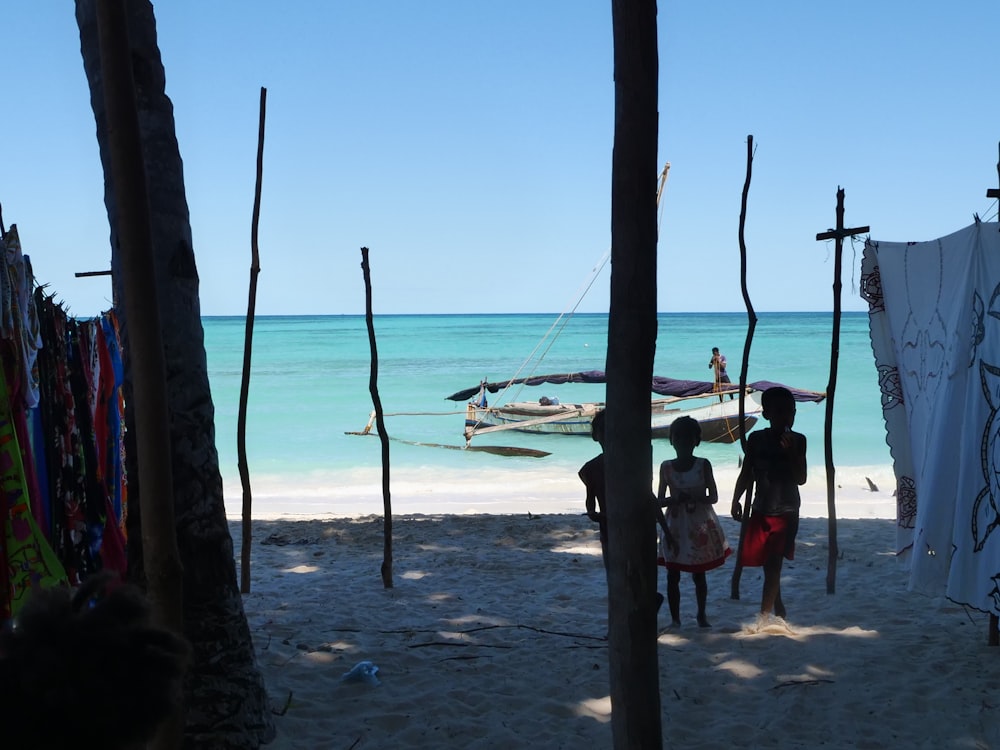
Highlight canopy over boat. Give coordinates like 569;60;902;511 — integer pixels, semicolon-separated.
446;371;825;403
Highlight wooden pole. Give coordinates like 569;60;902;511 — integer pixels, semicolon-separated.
985;142;1000;643
816;188;868;595
608;0;661;746
238;86;266;594
360;248;393;589
985;141;1000;204
95;0;184;746
731;135;757;600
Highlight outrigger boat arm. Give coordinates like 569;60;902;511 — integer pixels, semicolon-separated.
348;410;552;457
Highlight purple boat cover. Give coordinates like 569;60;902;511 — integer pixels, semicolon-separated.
446;372;824;403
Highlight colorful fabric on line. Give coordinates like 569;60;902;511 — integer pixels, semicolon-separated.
0;227;130;618
0;368;66;619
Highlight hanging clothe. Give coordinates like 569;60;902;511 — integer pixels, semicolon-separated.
0;228;67;618
862;221;1000;616
0;223;129;619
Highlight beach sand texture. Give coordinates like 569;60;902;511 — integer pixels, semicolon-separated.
234;491;999;749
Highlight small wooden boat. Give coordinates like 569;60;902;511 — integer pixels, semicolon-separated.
461;390;760;444
649;391;761;442
449;372;823;446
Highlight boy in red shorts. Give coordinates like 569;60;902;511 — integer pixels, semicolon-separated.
730;386;807;622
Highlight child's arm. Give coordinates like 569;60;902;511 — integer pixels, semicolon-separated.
580;466;604;523
653;494;679;555
656;462;673;508
731;449;753;521
702;460;719;504
792;432;808;485
584;488;603;523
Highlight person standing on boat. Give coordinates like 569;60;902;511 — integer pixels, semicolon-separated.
708;347;734;401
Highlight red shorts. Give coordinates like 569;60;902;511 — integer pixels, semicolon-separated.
739;513;798;567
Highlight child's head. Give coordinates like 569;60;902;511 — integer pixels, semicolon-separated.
0;574;189;749
669;415;701;454
591;410;606;444
761;386;796;428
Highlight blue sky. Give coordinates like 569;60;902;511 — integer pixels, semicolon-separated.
5;2;1000;317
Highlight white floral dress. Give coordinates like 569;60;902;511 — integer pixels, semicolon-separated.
658;457;731;572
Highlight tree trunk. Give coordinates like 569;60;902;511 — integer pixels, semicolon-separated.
607;1;661;748
94;0;184;745
75;1;274;746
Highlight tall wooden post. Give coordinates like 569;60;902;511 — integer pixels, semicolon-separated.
730;135;756;600
95;0;184;746
815;189;868;595
607;0;661;746
360;248;393;589
238;86;267;594
985;142;999;644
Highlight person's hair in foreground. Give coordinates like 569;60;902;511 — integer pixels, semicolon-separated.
731;385;807;625
0;575;190;749
670;414;700;444
590;409;605;443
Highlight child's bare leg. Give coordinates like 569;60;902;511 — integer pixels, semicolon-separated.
667;569;681;625
693;572;709;627
773;587;786;619
760;556;784;616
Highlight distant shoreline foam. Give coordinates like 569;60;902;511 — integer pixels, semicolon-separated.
223;463;898;521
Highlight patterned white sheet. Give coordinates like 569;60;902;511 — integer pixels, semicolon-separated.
862;221;1000;614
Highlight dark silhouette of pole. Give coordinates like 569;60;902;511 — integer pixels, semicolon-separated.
815;188;868;595
985;143;1000;645
731;135;756;600
95;0;184;746
239;86;266;594
607;0;661;746
360;247;393;589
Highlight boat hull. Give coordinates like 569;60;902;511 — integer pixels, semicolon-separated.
649;393;761;443
466;403;598;436
466;393;761;444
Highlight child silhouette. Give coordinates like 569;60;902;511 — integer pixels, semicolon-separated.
656;416;731;627
731;386;807;625
583;410;675;616
580;410;610;573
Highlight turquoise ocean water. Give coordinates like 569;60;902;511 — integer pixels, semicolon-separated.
203;312;890;515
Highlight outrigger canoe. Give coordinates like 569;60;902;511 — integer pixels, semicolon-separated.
447;372;824;445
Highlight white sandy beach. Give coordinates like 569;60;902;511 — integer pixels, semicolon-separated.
229;468;999;749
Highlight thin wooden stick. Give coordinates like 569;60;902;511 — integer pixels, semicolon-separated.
239;86;266;594
731;134;757;600
360;247;393;589
816;189;868;595
825;193;844;595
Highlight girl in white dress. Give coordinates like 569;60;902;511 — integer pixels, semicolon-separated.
656;416;731;627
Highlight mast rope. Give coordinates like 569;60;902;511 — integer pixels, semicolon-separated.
469;161;670;433
490;249;609;408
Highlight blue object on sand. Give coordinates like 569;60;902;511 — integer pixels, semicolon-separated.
341;660;381;686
